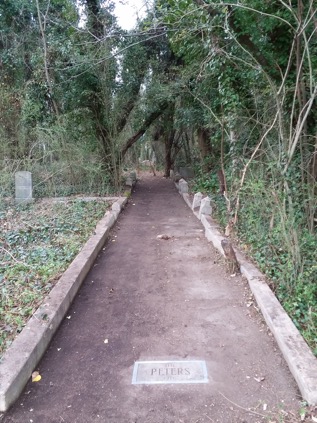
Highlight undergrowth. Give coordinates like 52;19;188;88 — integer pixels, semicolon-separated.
0;158;115;199
193;170;317;356
0;199;109;358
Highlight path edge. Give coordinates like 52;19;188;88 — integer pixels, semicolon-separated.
0;196;128;412
176;183;317;406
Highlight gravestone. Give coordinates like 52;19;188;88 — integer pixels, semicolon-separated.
179;167;194;179
178;178;188;194
199;196;212;218
132;360;208;385
125;176;134;187
15;171;33;204
130;171;137;183
192;192;203;210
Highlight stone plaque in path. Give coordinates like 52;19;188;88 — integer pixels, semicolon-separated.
15;171;33;204
132;360;208;385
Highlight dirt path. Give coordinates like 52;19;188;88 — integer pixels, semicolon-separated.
2;175;300;423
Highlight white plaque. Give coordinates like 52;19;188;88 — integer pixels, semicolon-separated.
132;360;208;385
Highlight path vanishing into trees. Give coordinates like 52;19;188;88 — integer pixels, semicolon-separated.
2;175;300;423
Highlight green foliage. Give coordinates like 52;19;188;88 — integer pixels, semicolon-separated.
203;168;317;354
192;169;219;194
0;0;160;187
0;199;109;356
281;279;317;356
158;0;317;354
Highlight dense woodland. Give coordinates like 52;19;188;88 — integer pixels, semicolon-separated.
0;0;316;353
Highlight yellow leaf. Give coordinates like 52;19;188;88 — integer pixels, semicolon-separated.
32;371;42;382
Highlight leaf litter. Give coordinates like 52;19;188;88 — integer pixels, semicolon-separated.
0;198;110;358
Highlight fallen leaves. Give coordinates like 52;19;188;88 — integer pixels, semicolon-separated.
254;376;265;383
31;371;42;382
157;234;171;240
299;405;317;422
0;199;111;358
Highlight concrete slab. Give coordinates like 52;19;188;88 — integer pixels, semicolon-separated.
132;360;208;384
178;179;189;194
192;192;203;210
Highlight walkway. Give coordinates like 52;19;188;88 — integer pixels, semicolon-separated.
2;175;299;423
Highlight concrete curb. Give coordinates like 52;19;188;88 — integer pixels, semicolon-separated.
0;197;127;412
176;184;317;405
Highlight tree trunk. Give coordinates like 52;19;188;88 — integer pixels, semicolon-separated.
36;0;60;116
86;0;103;37
197;128;213;171
121;103;169;158
193;0;278;78
164;129;176;177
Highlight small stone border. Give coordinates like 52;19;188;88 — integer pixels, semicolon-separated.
175;180;317;406
0;196;128;412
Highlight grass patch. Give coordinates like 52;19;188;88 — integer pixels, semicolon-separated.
0;198;110;358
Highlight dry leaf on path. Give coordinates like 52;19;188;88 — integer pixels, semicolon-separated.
157;234;171;240
32;371;42;382
254;376;265;382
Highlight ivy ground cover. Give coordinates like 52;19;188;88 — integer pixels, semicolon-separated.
0;198;110;358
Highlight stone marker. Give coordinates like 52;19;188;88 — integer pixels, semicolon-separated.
15;171;33;204
132;360;208;384
130;171;137;183
199;196;212;218
170;169;174;180
192;192;203;210
178;178;188;194
112;202;121;212
179;166;194;179
125;176;134;187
